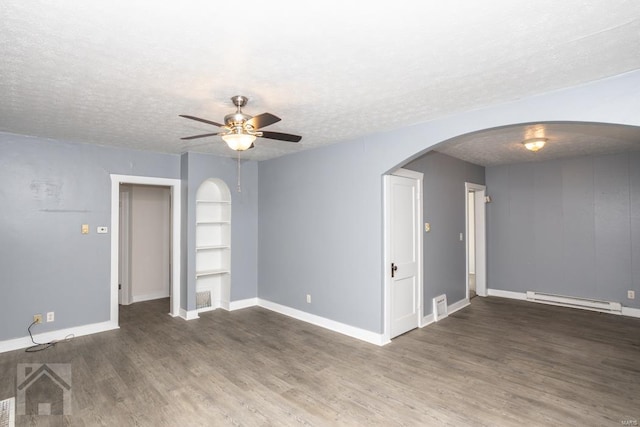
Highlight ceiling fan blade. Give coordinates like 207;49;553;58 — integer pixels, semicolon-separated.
260;131;302;143
179;115;224;127
246;113;281;129
181;132;221;140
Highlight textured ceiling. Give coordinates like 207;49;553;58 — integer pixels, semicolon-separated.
436;122;640;166
1;1;640;161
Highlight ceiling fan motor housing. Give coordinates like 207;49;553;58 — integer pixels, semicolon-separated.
225;112;251;127
225;96;254;133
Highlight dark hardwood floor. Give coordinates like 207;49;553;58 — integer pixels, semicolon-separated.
1;297;639;426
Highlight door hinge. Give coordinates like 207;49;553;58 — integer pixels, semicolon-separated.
118;284;122;290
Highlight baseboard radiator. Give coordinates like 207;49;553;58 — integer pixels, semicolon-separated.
525;291;622;314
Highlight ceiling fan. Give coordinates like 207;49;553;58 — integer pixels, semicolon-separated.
179;95;302;151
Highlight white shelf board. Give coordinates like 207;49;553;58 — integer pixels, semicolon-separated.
196;269;230;278
196;245;230;251
196;221;230;225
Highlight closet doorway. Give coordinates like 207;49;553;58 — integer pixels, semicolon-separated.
110;174;181;325
119;184;171;307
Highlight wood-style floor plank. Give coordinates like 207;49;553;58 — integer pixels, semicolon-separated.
1;297;639;426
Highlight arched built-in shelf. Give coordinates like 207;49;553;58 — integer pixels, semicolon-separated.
195;179;231;312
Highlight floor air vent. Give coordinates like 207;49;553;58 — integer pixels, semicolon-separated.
433;294;448;321
196;291;212;310
525;291;622;314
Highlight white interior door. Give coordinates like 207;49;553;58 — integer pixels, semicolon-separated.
385;170;422;339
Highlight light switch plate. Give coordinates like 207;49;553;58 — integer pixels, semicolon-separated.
97;226;108;234
81;224;89;234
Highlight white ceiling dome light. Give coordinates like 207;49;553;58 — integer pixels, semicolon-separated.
522;137;548;152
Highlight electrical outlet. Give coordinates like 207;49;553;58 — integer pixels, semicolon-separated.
46;311;55;322
33;314;42;324
628;290;635;300
306;294;311;304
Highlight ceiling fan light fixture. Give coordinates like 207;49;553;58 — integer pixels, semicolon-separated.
222;132;256;151
522;137;547;152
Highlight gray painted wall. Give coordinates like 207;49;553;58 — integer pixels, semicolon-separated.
405;152;485;313
258;141;382;331
486;153;640;308
0;133;180;340
183;152;258;309
258;70;640;335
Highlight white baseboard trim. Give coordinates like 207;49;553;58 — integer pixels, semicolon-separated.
487;289;527;300
257;298;386;346
179;308;199;320
0;320;119;354
421;297;469;328
131;291;170;303
420;313;435;328
621;306;640;318
213;299;229;311
229;298;258;311
449;298;470;315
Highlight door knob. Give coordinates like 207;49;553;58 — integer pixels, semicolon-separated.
391;262;398;278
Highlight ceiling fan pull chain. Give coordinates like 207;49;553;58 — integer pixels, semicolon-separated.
237;151;242;193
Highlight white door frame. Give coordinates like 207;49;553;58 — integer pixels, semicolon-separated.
465;182;487;297
110;175;181;323
383;168;423;342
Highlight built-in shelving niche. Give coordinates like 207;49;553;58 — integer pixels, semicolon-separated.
195;178;231;312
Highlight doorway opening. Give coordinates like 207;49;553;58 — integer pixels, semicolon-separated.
110;175;181;325
118;184;172;312
465;183;487;299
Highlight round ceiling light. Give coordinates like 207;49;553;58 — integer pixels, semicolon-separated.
522;137;547;152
